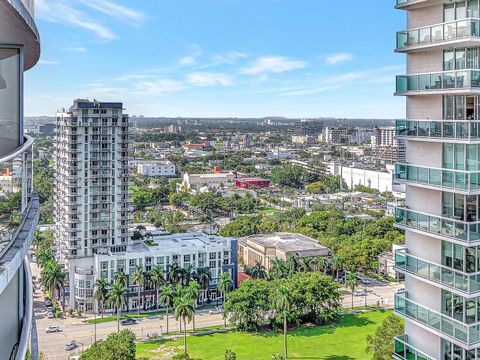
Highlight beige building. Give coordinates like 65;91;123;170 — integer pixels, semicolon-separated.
238;232;330;271
177;172;236;193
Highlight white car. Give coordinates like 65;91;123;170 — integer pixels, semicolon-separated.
64;340;77;351
354;289;368;296
46;325;60;333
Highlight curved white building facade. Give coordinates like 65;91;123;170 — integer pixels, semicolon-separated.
0;0;40;359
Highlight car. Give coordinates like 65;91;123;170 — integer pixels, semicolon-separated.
47;312;55;319
45;299;51;306
41;285;46;292
208;307;223;315
361;279;372;285
46;325;60;333
64;340;77;351
354;289;368;296
121;318;137;325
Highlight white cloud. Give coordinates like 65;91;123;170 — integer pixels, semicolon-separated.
325;52;354;65
135;79;185;94
179;56;197;66
210;51;248;65
36;0;115;40
79;0;146;24
38;60;60;65
241;56;306;75
187;72;233;86
64;47;87;53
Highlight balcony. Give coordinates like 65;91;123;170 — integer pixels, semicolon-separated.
395;163;480;194
395;291;480;347
396;70;480;95
396;18;480;52
396;120;480;142
394;249;480;295
393;335;434;360
395;207;480;244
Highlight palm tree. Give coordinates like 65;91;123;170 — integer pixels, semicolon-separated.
131;264;145;315
274;285;292;359
94;278;109;318
285;253;299;277
108;281;127;332
251;262;267;280
174;294;195;354
313;256;327;274
182;265;194;286
41;260;66;309
331;256;344;281
186;281;201;332
345;272;357;309
196;267;212;304
217;272;233;327
298;257;312;272
167;262;182;285
114;271;128;287
269;258;287;280
159;285;175;334
149;265;166;311
36;247;54;269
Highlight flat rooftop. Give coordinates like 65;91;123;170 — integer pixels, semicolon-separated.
239;232;329;253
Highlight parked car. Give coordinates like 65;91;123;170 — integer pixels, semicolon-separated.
46;325;60;333
121;318;137;325
44;299;51;306
208;307;223;315
354;289;368;296
64;340;77;351
47;311;55;319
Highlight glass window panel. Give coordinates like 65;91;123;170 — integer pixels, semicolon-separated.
467;48;479;69
445;50;456;71
419;27;431;44
468;144;478;171
445;22;457;41
444;95;455;120
455;143;466;170
445;4;456;22
418;74;430;90
444;192;454;216
469;0;479;17
456;95;466;120
456;49;466;69
454;244;464;271
443;241;454;267
444;72;456;89
433;25;444;42
444;143;455;169
457;2;467;19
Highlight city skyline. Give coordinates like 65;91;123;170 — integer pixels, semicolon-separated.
26;0;405;119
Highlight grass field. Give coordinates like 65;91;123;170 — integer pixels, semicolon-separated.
136;310;394;359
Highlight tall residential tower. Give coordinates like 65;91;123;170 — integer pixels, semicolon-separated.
394;0;480;359
54;99;132;312
0;0;40;359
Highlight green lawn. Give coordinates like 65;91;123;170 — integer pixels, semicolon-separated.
256;205;278;214
136;310;394;359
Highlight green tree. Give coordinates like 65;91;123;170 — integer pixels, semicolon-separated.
94;278;109;318
41;260;66;308
224;349;237;360
114;271;128;287
174;294;195;354
159;285;175;334
149;265;166;310
220;216;262;237
345;272;357;309
274;285;292;359
195;267;212;304
331;256;344;281
217;272;233;326
249;262;267;280
80;329;136;360
366;314;404;360
131;264;145;315
108;282;127;332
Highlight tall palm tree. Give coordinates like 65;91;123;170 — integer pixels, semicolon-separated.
274;285;292;359
159;285;175;334
251;262;267;280
345;272;357;309
285;253;299;277
269;258;287;280
174;294;195;354
217;272;233;327
196;267;212;304
149;265;166;311
331;256;344;281
36;247;54;269
186;281;201;331
131;264;145;315
108;281;127;332
41;260;66;308
94;278;109;318
114;271;128;287
167;262;182;285
181;265;194;286
298;257;312;273
314;256;327;274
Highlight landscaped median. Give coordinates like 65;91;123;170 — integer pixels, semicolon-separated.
136;310;396;359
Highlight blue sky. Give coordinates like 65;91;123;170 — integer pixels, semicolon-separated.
26;0;406;118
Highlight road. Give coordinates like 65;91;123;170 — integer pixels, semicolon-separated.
32;261;402;360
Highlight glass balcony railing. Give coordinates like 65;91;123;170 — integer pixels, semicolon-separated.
394;249;480;294
394;207;480;243
396;70;480;94
393;335;434;360
395;291;480;345
396;18;480;50
395;163;480;193
396;120;480;141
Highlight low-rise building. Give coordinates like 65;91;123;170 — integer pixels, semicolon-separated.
177;171;237;193
235;177;270;189
136;160;176;177
75;232;237;312
238;232;331;272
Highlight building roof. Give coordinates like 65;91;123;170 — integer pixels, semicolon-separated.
239;232;329;253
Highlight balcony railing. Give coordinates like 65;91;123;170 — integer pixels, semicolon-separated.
393;335;434;360
396;70;480;94
394;249;480;294
396;18;480;51
395;291;480;346
395;207;480;243
396;119;480;141
395;163;480;193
